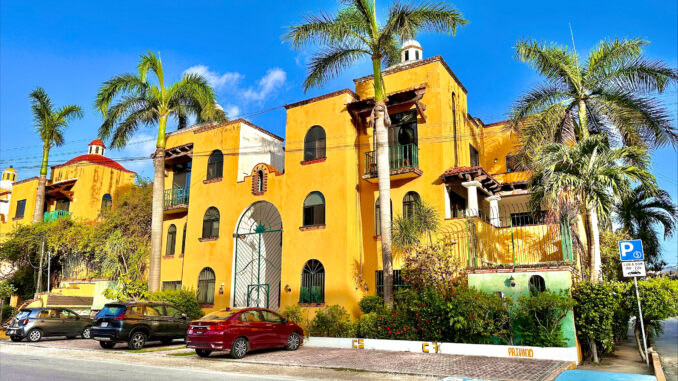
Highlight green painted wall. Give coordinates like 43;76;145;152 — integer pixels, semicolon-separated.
468;270;576;347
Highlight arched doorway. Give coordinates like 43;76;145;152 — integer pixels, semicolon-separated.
232;201;282;309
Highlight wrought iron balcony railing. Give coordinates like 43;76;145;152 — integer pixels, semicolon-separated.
164;186;190;209
364;143;419;177
43;210;71;223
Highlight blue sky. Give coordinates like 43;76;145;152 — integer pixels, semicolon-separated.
1;1;676;265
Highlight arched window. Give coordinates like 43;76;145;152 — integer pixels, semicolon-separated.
166;225;177;255
303;125;326;161
101;194;112;211
202;207;220;239
529;275;546;296
402;191;420;220
197;267;216;304
303;192;325;227
258;170;264;192
375;198;393;236
300;260;324;304
181;223;187;254
206;150;223;180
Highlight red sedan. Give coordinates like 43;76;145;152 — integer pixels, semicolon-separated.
186;307;303;358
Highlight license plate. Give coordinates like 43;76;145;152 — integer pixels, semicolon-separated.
101;322;109;327
94;337;110;341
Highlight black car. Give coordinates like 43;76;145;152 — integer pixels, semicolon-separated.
6;308;93;342
90;302;189;350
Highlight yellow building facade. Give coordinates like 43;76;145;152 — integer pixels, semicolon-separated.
0;140;136;238
159;46;573;317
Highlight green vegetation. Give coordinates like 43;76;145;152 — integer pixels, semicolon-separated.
148;288;204;319
310;305;354;337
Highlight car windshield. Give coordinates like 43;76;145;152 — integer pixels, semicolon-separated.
200;309;240;321
96;305;126;318
15;310;31;319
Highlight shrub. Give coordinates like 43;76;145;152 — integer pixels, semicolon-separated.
572;281;628;360
148;288;203;319
401;241;466;298
358;295;383;314
1;305;16;322
514;291;575;347
281;304;310;337
310;305;353;337
355;312;380;338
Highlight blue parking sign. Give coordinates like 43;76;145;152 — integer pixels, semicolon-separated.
619;240;644;261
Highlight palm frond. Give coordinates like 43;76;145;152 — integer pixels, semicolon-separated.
587;38;646;76
284;10;366;49
379;34;401;67
109;108;158;149
514;40;582;92
381;0;467;42
138;51;164;88
302;44;369;91
98;95;155;145
95;74;147;116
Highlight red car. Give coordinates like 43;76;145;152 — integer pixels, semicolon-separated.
186;307;303;358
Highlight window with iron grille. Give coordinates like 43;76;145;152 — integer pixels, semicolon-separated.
56;198;70;211
303;125;326;161
166;224;177;255
206;150;223;180
181;223;187;254
15;199;26;218
529;275;546;296
469;144;479;167
101;193;112;211
402;191;420;220
300;260;324;303
510;211;547;227
448;190;466;218
303;192;325;226
505;155;518;172
197;267;215;304
202;207;220;238
162;281;182;291
375;269;408;297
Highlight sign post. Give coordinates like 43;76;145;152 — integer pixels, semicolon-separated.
619;239;648;367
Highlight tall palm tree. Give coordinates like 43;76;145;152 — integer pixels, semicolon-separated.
95;51;225;291
510;38;677;164
529;135;655;283
284;0;466;307
29;88;83;223
615;185;677;269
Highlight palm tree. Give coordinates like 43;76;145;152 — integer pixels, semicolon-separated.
510;38;677;164
529;135;655;283
95;51;225;292
615;185;677;269
284;0;467;307
29;88;83;223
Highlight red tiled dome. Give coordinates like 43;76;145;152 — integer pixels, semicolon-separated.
88;139;106;147
53;154;135;174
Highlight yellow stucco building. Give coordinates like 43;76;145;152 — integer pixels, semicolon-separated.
159;42;574;317
0;139;136;239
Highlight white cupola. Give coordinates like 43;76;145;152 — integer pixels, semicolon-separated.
401;39;423;63
88;139;106;156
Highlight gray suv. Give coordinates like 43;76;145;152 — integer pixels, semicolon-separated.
7;308;93;342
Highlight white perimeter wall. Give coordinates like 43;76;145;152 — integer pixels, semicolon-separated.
237;124;284;182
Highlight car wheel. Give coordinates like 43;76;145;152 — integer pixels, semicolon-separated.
195;349;212;358
27;329;42;342
128;331;146;350
99;341;116;349
230;337;248;359
160;338;173;345
82;326;92;339
286;332;301;351
10;336;22;342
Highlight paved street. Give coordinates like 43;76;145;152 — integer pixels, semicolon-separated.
655;318;677;381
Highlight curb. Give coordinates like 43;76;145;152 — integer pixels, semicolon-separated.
648;347;666;381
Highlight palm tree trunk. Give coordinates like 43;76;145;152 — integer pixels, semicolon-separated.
32;147;50;223
587;208;602;283
148;117;168;292
577;99;589;139
371;57;394;308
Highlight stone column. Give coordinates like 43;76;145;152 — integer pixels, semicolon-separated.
443;184;451;219
461;181;481;217
486;195;501;227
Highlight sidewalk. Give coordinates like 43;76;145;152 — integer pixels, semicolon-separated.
577;330;653;376
655;318;677;381
1;339;570;380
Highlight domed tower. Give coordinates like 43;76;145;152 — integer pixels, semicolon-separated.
88;139;106;156
0;166;16;222
401;39;423;63
1;166;16;184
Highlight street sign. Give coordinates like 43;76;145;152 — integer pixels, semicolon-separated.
622;261;646;277
619;239;644;261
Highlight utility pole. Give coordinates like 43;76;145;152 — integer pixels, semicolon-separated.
47;250;51;293
34;237;45;299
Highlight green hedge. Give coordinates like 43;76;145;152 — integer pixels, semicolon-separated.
148;288;204;319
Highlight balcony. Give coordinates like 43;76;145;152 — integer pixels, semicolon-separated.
164;186;189;212
43;210;71;223
363;143;422;183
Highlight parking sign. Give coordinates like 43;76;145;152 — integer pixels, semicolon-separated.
619;240;644;261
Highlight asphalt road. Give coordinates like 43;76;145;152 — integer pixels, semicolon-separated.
0;351;304;381
655;318;677;380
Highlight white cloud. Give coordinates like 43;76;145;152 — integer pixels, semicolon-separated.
183;65;243;91
242;68;287;101
224;104;241;118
